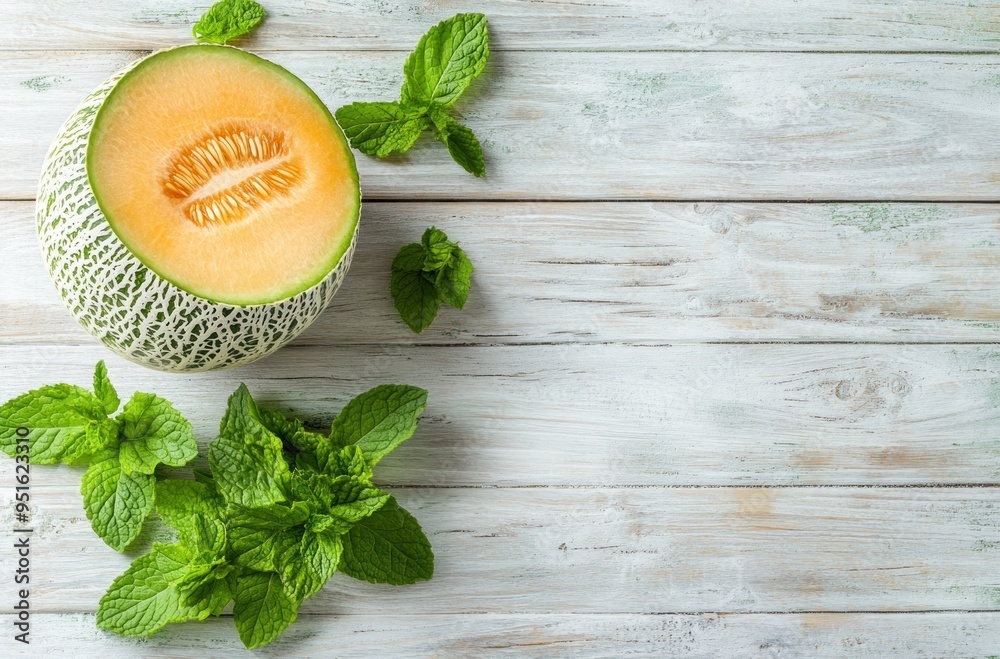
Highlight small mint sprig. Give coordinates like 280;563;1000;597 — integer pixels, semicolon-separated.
335;13;490;177
98;383;433;650
391;226;474;333
193;0;266;45
0;362;197;551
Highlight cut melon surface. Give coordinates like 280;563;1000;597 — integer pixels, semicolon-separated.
38;44;360;371
88;45;360;305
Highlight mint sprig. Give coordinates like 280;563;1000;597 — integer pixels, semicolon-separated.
193;0;265;45
208;385;290;508
391;226;474;333
95;382;433;650
0;362;197;551
336;13;490;177
96;501;232;637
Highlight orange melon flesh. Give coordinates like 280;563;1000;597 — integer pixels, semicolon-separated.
88;45;359;306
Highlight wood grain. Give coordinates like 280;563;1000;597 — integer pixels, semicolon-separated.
4;612;1000;657
6;201;1000;345
4;0;1000;652
6;51;1000;200
3;343;1000;486
4;1;1000;52
5;487;1000;614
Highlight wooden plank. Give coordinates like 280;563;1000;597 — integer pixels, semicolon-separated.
5;1;1000;52
6;52;1000;201
4;612;1000;657
6;201;1000;345
5;487;1000;613
3;343;1000;486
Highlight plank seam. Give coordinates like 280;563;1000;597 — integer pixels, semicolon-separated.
5;341;1000;348
334;484;1000;489
10;197;1000;204
20;609;1000;616
20;484;1000;490
4;49;1000;55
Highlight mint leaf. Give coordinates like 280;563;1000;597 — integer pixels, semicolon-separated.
330;385;427;467
335;102;430;157
230;501;340;603
97;550;189;637
210;385;290;507
181;513;228;558
229;502;310;572
225;472;387;605
82;456;155;552
438;247;474;309
97;542;222;638
258;407;335;469
340;496;434;585
391;244;441;333
401;13;490;110
72;417;119;465
431;112;486;178
326;444;372;481
421;226;457;272
294;447;321;472
219;383;268;439
4;367;439;649
390;227;474;332
93;361;120;415
118;392;197;475
208;437;288;507
233;571;298;650
278;528;342;602
210;435;288;507
257;407;304;445
302;528;343;586
336;13;490;176
289;429;328;455
292;430;333;473
177;569;232;615
290;471;389;532
155;479;222;526
169;516;233;611
327;491;389;531
155;480;224;546
193;0;265;45
0;384;106;464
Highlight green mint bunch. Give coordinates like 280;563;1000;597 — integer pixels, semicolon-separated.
97;383;433;650
0;362;197;551
336;13;490;177
96;479;234;637
193;0;266;44
391;227;475;333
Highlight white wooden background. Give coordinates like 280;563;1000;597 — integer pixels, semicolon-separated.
3;1;1000;656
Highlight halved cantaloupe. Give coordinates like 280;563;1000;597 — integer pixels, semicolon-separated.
37;45;360;371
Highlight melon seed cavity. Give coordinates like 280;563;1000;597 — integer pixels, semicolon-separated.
160;120;304;227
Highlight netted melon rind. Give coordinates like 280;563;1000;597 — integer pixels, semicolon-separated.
36;52;358;372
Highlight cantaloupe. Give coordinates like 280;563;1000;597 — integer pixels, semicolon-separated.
38;44;360;371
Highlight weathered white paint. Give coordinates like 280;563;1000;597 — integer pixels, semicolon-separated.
3;612;1000;658
3;343;1000;487
4;0;1000;654
4;486;1000;614
6;52;1000;200
4;0;1000;52
6;201;1000;345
